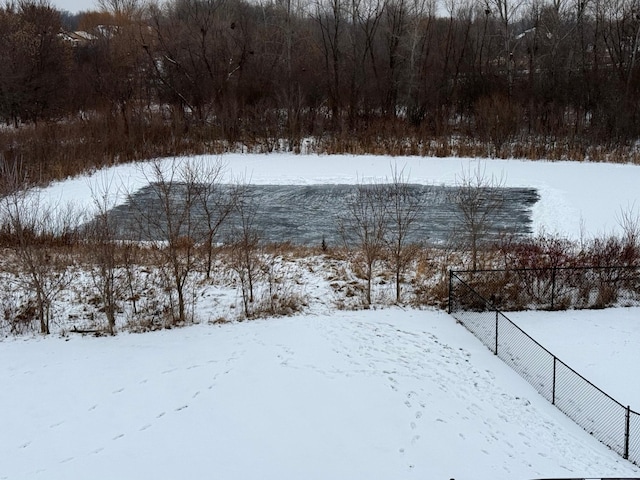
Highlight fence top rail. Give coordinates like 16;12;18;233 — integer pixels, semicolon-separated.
449;272;630;412
451;265;640;274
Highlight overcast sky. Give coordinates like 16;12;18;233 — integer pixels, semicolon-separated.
54;0;98;14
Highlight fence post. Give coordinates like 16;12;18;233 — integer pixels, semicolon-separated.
552;356;557;405
550;267;557;310
494;310;499;355
448;270;453;314
625;405;630;460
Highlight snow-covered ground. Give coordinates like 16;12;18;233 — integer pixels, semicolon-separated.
509;308;640;408
2;308;639;480
4;154;640;479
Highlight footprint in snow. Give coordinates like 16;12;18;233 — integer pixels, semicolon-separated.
388;378;398;391
175;405;188;412
49;421;63;429
112;434;124;440
112;388;124;394
139;424;151;431
156;412;166;418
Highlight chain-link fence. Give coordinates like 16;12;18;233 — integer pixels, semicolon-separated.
449;270;640;465
450;266;640;311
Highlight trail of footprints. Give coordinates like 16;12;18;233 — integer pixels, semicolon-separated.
397;387;426;470
20;351;243;469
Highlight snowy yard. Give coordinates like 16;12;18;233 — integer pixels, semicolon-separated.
509;308;640;408
2;308;639;480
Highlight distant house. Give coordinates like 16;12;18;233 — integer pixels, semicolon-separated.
59;30;98;46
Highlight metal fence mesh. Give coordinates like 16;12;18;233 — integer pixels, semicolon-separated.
496;315;555;402
554;360;626;456
630;412;640;464
452;266;640;311
449;269;640;466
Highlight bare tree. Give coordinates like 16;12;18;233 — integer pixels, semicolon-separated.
194;161;237;278
145;0;257;132
0;154;25;196
132;159;227;325
97;0;145;19
615;204;640;266
228;184;261;318
0;1;72;126
314;0;346;125
339;180;388;305
486;0;527;95
384;165;423;303
449;163;505;270
84;0;150;138
0;183;78;334
399;0;435;124
87;174;125;335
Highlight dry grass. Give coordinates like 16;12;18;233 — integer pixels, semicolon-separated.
3;231;639;335
4;111;640;190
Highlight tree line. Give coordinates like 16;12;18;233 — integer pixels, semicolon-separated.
2;0;640;183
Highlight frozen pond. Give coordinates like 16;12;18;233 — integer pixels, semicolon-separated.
107;184;539;247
